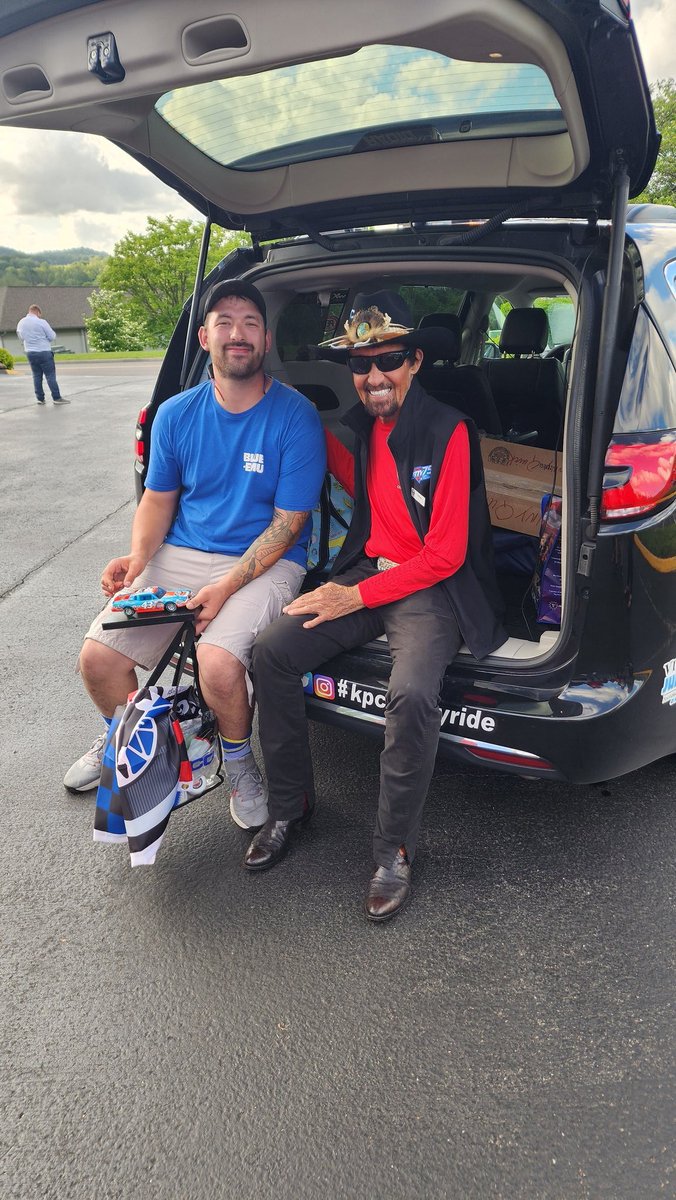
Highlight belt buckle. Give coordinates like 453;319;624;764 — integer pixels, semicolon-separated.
376;556;398;571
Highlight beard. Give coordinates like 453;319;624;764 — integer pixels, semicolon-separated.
213;342;265;380
362;390;401;420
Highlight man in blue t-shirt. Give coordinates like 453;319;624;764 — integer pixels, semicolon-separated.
65;280;326;830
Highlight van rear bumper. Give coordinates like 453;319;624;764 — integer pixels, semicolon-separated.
303;667;673;784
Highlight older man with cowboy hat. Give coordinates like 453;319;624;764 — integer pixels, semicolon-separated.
244;289;505;921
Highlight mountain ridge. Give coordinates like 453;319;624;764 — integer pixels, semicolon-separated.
0;245;108;264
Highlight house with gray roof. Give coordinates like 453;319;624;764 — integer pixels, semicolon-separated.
0;286;97;356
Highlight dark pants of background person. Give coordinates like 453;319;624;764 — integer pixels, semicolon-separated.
252;560;463;867
27;350;61;402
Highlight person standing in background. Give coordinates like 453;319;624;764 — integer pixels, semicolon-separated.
16;303;69;405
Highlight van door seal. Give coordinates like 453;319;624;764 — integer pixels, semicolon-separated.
584;153;630;543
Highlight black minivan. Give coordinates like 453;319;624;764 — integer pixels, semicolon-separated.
2;0;674;782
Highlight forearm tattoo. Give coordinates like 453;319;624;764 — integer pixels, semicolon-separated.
232;508;310;588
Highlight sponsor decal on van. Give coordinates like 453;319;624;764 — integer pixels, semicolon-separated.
440;706;496;733
303;672;497;731
661;658;676;705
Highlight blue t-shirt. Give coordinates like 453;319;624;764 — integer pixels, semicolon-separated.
145;378;326;567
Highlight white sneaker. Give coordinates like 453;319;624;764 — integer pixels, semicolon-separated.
53;396;70;405
225;751;269;829
64;731;107;792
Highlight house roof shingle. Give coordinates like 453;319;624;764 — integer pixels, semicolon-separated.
0;286;97;332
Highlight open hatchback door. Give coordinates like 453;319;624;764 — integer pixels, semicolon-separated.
0;0;659;235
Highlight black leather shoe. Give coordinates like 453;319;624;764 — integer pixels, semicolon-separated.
364;846;412;922
242;800;313;872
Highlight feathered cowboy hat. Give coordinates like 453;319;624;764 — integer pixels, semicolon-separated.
319;289;454;361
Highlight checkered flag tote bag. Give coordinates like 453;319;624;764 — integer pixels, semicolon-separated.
94;621;217;866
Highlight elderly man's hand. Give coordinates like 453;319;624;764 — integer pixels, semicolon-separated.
283;582;364;628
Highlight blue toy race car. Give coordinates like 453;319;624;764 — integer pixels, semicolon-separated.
111;585;192;619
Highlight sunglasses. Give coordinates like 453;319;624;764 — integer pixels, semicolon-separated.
347;349;413;375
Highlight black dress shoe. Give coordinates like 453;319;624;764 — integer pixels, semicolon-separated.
364;846;411;922
242;800;313;872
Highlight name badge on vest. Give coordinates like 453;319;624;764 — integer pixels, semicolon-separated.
411;486;426;507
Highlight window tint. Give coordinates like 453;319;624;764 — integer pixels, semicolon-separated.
156;47;562;172
614;306;676;433
276;291;347;362
485;295;575;356
533;297;575;347
397;284;464;327
483;299;509;358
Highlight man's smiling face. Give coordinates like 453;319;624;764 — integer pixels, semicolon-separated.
199;295;271;381
350;343;423;421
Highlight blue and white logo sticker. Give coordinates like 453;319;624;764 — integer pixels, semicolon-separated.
243;452;264;474
661;658;676;705
412;464;432;484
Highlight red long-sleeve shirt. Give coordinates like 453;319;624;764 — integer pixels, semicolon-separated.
325;421;470;607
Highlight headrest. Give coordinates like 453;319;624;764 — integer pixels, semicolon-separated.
499;307;548;355
417;312;461;362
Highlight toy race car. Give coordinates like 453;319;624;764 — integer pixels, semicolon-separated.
111;585;192;618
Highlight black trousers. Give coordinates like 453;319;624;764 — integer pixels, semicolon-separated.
251;560;462;866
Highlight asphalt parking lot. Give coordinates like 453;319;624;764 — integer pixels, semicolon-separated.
1;361;674;1199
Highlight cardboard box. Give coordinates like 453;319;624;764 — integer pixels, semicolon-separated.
480;438;563;536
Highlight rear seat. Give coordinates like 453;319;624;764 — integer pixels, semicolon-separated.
483;308;565;449
416;312;503;436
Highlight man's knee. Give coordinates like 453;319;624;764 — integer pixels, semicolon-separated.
387;672;441;717
197;644;245;697
78;638;133;685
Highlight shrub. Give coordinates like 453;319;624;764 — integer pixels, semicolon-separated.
85;289;150;352
0;348;14;369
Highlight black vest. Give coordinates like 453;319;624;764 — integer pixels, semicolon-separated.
330;379;506;660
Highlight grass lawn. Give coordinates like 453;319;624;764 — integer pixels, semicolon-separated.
11;350;164;364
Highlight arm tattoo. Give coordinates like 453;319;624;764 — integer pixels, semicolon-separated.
230;507;310;588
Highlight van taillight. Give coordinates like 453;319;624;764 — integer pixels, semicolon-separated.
601;437;676;519
135;407;148;465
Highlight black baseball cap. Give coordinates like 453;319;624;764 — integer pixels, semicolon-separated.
200;279;267;325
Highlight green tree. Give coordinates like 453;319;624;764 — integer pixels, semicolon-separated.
99;216;251;347
0;248;106;286
631;78;676;206
85;289;150;352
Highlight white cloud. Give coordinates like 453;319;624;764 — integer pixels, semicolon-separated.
3;131;167;214
631;0;675;83
0;127;196;253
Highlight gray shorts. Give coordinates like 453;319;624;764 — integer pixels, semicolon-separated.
84;542;306;671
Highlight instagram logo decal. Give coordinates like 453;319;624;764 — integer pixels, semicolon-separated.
313;675;336;701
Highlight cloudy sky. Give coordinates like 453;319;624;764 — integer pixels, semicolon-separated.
0;0;672;256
